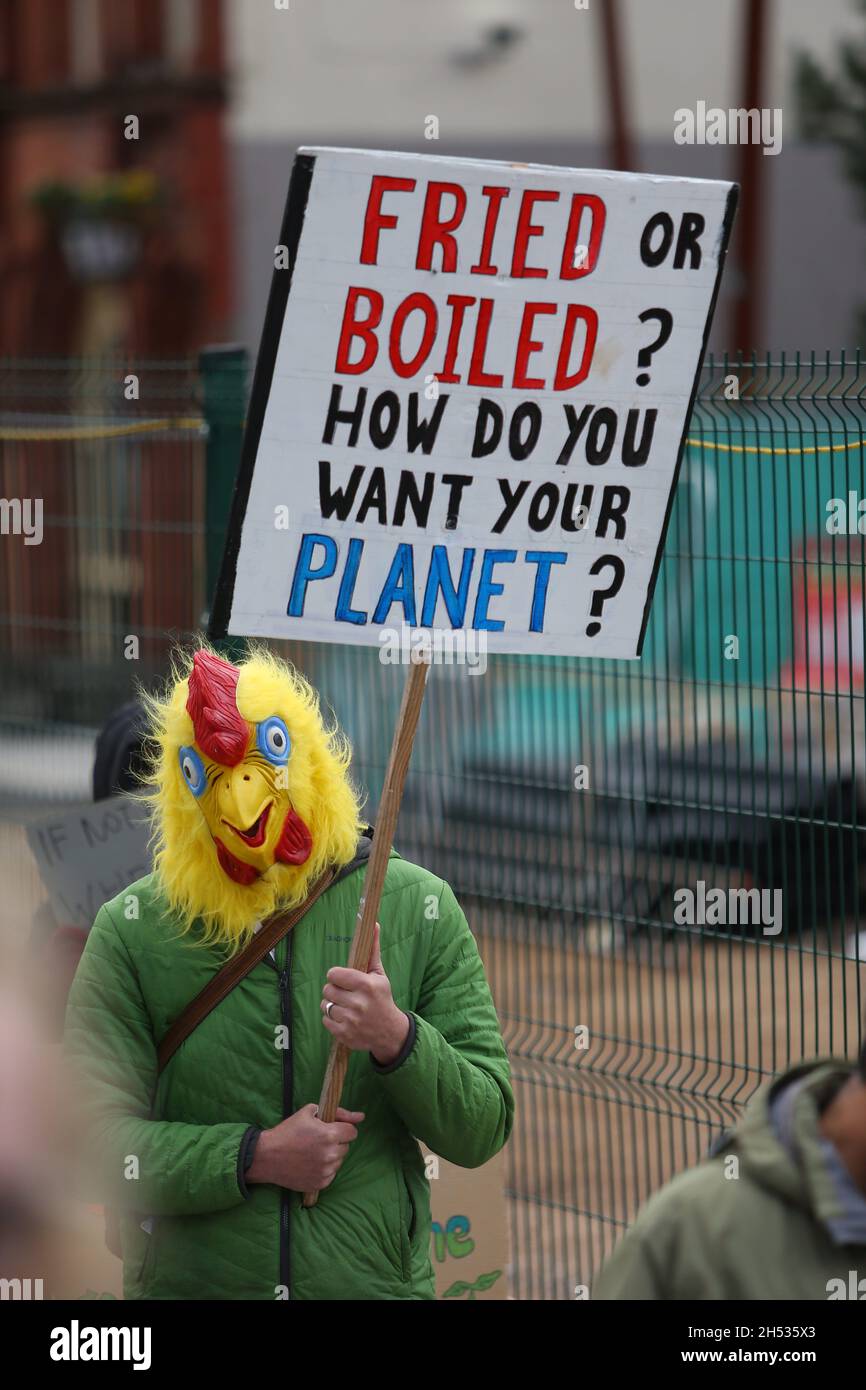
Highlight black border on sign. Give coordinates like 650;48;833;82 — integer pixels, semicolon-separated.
208;152;316;639
634;182;739;657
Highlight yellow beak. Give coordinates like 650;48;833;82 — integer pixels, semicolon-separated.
220;764;272;833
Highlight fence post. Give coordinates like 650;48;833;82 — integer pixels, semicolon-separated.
199;343;248;633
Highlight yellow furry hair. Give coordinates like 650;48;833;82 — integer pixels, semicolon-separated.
140;642;364;950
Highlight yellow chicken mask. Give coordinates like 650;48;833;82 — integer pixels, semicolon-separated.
143;645;364;949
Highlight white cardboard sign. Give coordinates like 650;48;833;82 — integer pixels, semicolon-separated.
212;148;736;658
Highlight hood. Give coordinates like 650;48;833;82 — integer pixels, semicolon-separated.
93;701;153;800
335;826;375;883
712;1059;860;1235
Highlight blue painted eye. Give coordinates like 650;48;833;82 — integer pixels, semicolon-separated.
178;745;206;797
257;716;291;765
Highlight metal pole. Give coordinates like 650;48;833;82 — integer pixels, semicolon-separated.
598;0;636;171
732;0;769;351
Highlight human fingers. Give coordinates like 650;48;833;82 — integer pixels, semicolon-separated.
326;966;370;992
325;1120;361;1144
321;981;355;1007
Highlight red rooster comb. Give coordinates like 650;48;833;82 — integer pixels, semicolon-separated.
186;650;249;766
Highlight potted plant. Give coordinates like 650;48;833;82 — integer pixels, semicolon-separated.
29;170;161;283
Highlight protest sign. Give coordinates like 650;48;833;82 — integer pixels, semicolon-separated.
211;146;736;659
26;796;151;930
425;1146;509;1301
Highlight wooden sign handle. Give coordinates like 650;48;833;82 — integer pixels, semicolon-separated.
303;655;430;1207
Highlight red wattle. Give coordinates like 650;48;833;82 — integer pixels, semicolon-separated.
214;836;260;885
275;808;313;865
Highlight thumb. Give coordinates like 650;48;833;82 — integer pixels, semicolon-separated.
367;922;385;974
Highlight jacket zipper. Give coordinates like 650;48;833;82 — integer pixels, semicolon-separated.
279;931;294;1299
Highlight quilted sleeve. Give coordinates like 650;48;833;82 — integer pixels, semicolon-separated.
373;880;513;1167
63;904;251;1216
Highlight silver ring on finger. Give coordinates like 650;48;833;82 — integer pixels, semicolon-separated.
325;1000;335;1020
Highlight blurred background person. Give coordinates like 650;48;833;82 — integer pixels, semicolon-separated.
0;892;121;1300
594;1032;866;1300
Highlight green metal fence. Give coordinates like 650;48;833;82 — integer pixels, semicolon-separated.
2;351;864;1299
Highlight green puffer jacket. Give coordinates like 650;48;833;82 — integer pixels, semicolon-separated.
64;846;513;1301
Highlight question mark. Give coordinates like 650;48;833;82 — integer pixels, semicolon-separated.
636;308;673;386
586;555;625;636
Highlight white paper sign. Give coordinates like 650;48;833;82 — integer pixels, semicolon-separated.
212;148;736;658
26;796;151;929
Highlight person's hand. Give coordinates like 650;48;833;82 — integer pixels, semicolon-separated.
246;1103;364;1191
321;923;410;1066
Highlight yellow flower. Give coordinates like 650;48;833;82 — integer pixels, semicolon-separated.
121;170;158;204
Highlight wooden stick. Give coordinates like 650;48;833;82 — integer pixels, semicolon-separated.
303;654;430;1207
